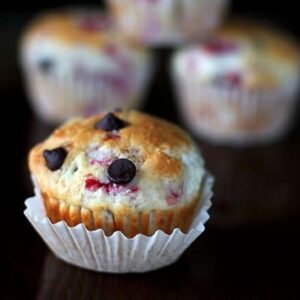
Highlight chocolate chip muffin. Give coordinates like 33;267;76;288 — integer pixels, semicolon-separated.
172;19;300;145
20;9;153;124
29;110;206;237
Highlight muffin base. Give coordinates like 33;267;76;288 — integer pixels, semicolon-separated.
24;174;213;273
23;64;151;124
41;191;200;238
174;75;299;145
108;0;227;45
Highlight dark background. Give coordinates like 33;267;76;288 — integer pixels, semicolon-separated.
1;1;300;299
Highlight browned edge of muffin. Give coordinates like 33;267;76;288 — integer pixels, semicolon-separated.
41;189;202;238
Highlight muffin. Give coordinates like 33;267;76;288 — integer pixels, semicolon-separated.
20;9;153;124
28;110;207;238
107;0;228;45
172;20;300;145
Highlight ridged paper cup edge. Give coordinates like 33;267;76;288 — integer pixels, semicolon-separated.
24;173;213;273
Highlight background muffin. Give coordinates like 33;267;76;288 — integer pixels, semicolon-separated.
172;20;300;145
29;110;207;238
107;0;228;45
20;9;153;124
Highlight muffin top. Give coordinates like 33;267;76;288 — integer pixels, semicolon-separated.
21;8;144;50
20;9;151;101
174;19;300;90
29;110;205;213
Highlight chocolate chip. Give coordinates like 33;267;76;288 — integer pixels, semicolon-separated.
43;147;67;171
95;113;126;131
107;158;136;184
38;59;54;74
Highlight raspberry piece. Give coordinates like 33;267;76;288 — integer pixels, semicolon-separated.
202;40;238;55
85;175;101;191
214;72;242;88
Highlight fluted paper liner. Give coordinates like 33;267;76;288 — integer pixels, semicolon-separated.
24;174;213;273
108;0;227;45
22;61;153;125
173;70;300;145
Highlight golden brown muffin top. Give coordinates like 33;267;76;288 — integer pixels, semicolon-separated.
29;110;205;213
21;9;143;50
174;19;300;91
217;19;300;65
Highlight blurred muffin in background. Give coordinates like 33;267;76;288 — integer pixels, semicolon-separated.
172;20;300;145
20;8;153;124
107;0;228;46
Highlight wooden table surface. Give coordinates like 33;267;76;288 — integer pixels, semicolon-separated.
2;11;300;300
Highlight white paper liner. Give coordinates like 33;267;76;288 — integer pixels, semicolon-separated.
21;50;154;125
173;71;300;146
108;0;227;46
24;174;213;273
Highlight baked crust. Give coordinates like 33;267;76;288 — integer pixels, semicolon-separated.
41;190;201;237
217;19;300;65
29;110;205;236
217;20;300;89
173;19;300;91
21;9;144;50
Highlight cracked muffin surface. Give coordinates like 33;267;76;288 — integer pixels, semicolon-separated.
29;110;206;237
